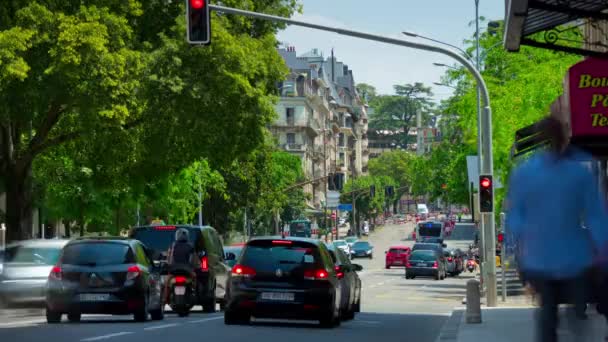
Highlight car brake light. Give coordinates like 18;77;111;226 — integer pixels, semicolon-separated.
272;240;292;245
232;264;256;278
126;265;141;281
432;261;438;268
154;226;176;230
49;266;62;280
334;266;344;279
174;276;187;284
304;269;328;280
200;256;209;271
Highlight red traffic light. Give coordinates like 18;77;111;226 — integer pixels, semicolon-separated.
497;233;504;243
190;0;205;9
480;177;491;188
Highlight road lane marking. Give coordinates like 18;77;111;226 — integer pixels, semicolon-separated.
187;316;223;323
81;332;134;341
143;323;180;330
377;282;385;286
355;320;381;324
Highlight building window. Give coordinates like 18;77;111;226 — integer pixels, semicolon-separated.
338;133;345;147
286;133;296;144
286;108;295;125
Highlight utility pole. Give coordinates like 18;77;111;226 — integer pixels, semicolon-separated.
416;109;423;156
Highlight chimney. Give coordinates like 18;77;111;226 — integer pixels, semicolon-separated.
331;48;335;82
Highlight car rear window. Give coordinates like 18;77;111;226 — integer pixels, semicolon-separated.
410;251;436;261
4;246;61;265
333;241;346;246
240;240;319;273
389;248;408;254
62;242;135;266
413;244;439;251
131;227;200;252
353;241;370;248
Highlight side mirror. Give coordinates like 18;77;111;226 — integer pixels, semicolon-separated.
352;264;363;272
225;252;236;261
199;251;207;259
152;260;161;268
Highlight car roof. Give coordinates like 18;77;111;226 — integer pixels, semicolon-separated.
132;224;215;231
388;245;410;249
333;239;346;243
69;237;135;245
5;239;70;248
248;236;322;246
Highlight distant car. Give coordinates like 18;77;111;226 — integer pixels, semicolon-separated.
385;246;411;269
350;241;373;259
406;250;446;280
412;242;447;267
129;224;229;312
0;239;69;307
444;249;464;276
344;237;358;248
223;245;244;268
332;240;351;255
326;243;362;321
224;237;343;327
45;237;165;323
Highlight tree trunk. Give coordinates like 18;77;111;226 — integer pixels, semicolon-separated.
4;168;34;243
63;219;71;238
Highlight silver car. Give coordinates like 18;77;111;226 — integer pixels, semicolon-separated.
0;239;69;306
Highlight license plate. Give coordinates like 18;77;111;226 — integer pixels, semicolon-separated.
417;263;426;267
261;292;294;301
79;293;110;301
174;286;186;295
393;261;403;265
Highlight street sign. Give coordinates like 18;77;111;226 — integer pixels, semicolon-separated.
338;204;353;211
326;191;340;208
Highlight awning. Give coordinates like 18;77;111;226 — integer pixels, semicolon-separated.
504;0;608;57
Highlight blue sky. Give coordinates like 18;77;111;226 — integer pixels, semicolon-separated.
277;0;504;102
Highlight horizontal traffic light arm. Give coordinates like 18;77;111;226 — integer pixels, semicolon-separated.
341;185;408;197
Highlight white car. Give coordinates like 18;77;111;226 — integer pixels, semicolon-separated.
332;240;351;255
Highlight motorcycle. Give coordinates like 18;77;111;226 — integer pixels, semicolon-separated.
168;266;196;317
466;259;476;273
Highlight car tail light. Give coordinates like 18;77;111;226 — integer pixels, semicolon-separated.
432;261;438;268
406;261;411;268
304;269;328;280
232;264;256;278
174;276;187;284
334;266;344;279
201;256;209;272
126;265;141;281
448;257;453;262
272;240;292;245
49;266;62;280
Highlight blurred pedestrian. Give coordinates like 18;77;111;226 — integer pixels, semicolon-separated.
506;117;608;342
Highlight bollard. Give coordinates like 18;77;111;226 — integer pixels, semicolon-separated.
466;279;482;323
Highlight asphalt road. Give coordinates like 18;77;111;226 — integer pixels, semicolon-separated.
0;221;476;342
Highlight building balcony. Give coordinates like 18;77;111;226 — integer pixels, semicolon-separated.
282;143;306;152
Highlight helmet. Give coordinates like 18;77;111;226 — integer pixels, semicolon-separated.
175;228;190;242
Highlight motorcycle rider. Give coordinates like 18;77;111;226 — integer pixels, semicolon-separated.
166;228;199;301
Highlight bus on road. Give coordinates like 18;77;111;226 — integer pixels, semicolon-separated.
416;221;445;243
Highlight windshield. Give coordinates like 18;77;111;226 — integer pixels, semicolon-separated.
4;246;62;265
240;241;319;273
61;243;135;266
345;237;358;243
333;241;347;247
410;251;436;261
131;227;200;252
413;244;439;251
353;241;370;249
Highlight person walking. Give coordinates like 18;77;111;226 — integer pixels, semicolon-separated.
505;117;608;342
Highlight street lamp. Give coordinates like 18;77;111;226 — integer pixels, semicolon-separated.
402;31;473;60
434;82;457;90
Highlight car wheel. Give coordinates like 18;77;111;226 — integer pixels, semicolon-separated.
202;281;217;313
134;296;149;322
319;306;340;328
46;306;62;324
224;309;250;325
369;254;373;259
150;302;165;321
435;272;441;281
67;312;81;323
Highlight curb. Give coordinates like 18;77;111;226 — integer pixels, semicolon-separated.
434;309;464;342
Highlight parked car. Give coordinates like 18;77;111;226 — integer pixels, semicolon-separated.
444;248;464;276
405;250;446;280
0;239;69;307
129;224;229;312
45;237;165;323
224;237;342;327
350;241;373;259
332;240;351;255
326;243;362;320
385;246;411;269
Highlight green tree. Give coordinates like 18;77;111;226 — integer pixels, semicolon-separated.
0;0;299;241
355;83;377;105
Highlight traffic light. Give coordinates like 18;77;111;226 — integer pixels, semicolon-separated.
187;0;211;45
370;185;376;198
334;173;344;191
479;175;493;212
327;173;335;190
497;233;504;243
385;186;394;197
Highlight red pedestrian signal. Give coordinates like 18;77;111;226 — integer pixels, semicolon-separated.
480;177;491;188
497;233;504;243
187;0;211;45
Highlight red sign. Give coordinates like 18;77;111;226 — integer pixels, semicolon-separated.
566;57;608;138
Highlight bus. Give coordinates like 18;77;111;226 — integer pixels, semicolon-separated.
288;219;312;238
416;221;445;243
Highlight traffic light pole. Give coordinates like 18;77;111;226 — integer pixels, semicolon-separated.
207;3;496;306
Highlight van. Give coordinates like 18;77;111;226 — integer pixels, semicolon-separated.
417;204;429;215
129;225;229;312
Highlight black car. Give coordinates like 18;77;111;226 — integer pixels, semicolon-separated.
405;250;446;280
412;242;446;255
130;225;229;312
45;238;165;323
350;241;373;259
326;243;363;321
224;237;342;328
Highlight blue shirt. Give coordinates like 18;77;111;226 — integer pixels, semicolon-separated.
505;148;608;279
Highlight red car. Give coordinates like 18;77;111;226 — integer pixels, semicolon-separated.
385;246;411;269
